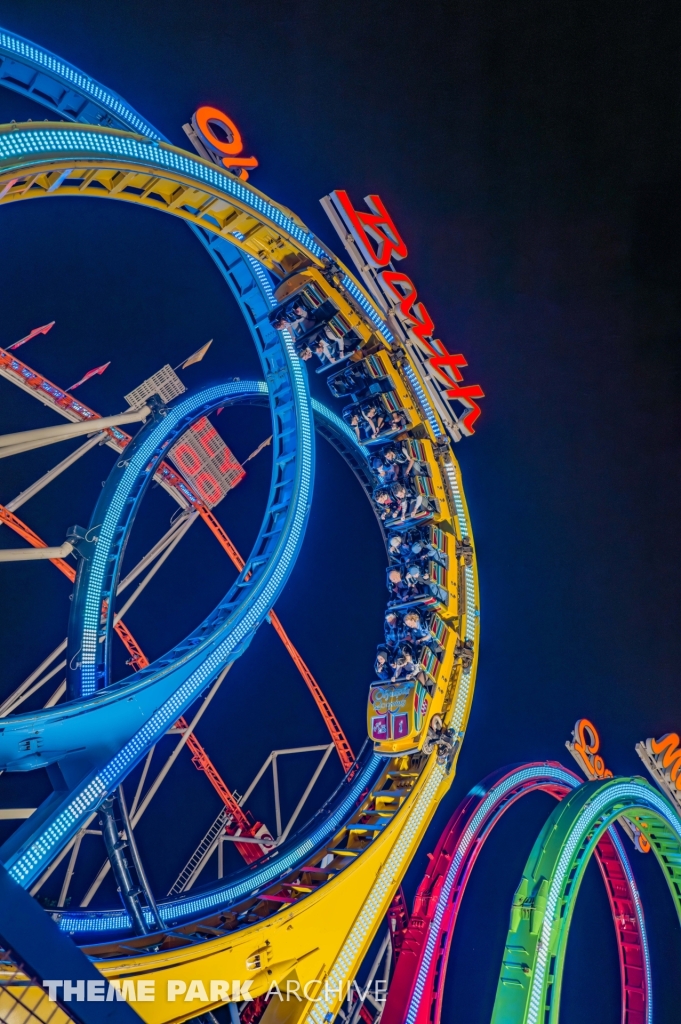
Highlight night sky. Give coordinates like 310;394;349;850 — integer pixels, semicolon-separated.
0;2;680;1021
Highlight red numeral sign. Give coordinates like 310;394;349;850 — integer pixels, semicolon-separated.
169;417;245;508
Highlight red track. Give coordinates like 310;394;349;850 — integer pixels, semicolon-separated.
383;762;649;1024
0;502;267;862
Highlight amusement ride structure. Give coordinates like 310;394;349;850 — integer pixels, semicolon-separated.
0;24;679;1024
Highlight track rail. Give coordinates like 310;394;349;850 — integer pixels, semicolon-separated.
490;777;681;1024
0;28;479;1024
383;763;651;1024
0;375;313;888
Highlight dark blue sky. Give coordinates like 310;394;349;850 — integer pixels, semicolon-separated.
0;2;680;1020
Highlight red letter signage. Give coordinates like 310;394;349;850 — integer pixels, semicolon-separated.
331;191;408;268
324;190;485;437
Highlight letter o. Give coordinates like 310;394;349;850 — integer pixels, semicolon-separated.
195;106;243;156
172;442;202;476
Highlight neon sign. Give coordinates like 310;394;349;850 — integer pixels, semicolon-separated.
324;190;484;439
567;719;651;853
638;733;681;792
169;416;245;508
566;718;613;780
184;105;258;180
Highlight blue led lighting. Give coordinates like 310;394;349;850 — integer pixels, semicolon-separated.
58;753;384;934
0;30;158;138
0;33;477;976
0;125;331;269
4;359;315;885
311;398;368;456
1;385;372;892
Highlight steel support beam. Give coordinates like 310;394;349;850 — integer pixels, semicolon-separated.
0;862;141;1024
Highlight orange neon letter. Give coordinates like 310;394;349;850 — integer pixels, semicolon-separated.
651;734;681;785
571;718;613;779
332;191;408;268
193;106;258;178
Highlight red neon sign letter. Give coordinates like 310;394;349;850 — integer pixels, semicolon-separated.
379;272;484;434
379;271;436;348
332;191;408;268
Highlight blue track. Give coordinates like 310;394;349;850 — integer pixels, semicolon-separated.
0;27;321;889
0;27;390;941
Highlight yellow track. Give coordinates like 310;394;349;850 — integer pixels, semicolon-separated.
0;124;479;1024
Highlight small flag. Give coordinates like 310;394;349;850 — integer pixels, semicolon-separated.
176;339;213;370
243;435;273;464
8;321;55;350
66;361;111;392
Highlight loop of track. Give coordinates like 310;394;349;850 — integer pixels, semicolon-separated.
489;776;681;1024
0;27;479;1024
384;762;652;1024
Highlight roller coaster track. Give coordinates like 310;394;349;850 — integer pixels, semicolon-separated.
383;763;652;1024
0;342;354;772
0;26;479;1024
488;776;681;1024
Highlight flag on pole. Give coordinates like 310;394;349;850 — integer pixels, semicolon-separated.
243;435;273;464
66;361;111;392
175;339;213;370
8;321;55;350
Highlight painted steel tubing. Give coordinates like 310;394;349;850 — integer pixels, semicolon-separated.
489;776;681;1024
384;763;651;1024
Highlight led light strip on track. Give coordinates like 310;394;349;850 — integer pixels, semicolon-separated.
487;776;681;1024
0;26;480;1024
383;762;652;1024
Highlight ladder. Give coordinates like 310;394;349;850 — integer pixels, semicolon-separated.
168;808;228;895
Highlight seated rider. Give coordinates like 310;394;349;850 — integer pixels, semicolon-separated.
387;567;410;603
405;562;430;590
410;538;438;565
372;454;400;486
312;335;336;365
375;488;398;521
361;402;386;438
391;482;425;523
385;409;408;433
384;609;401;646
381;444;417;479
272;301;314;335
388;534;411;562
391;643;420;681
374;647;393;681
401;609;432;646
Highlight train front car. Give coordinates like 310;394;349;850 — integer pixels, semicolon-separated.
270;263;476;764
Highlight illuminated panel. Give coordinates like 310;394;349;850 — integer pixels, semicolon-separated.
169;417;245;509
0;29;158;138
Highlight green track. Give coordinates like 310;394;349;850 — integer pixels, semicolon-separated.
491;776;681;1024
